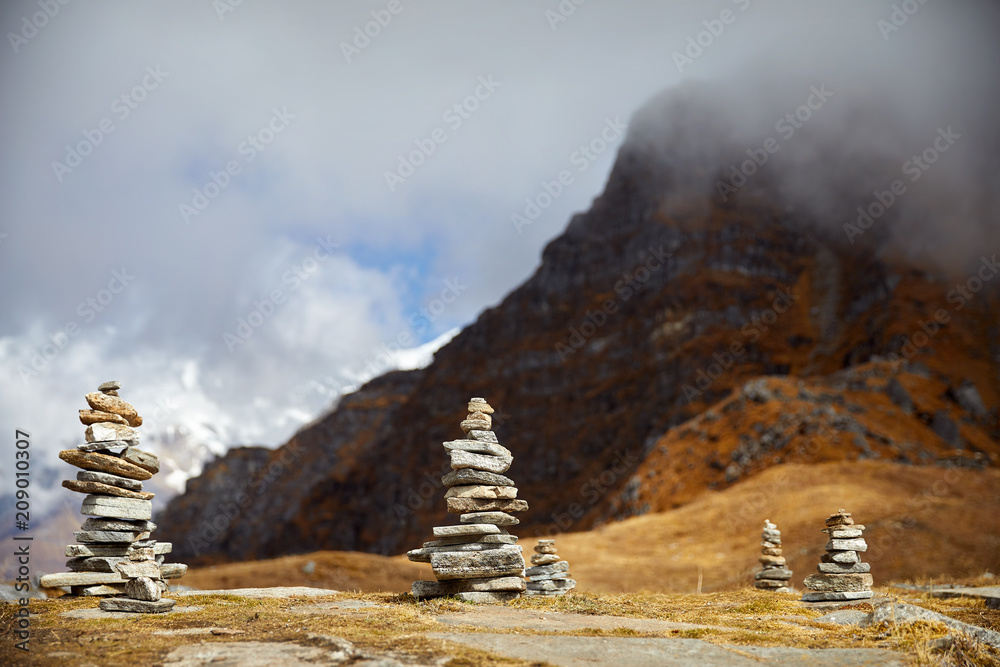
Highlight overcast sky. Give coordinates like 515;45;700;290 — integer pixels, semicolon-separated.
1;0;997;509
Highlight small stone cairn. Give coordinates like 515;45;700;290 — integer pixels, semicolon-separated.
753;519;792;592
407;397;528;603
39;381;187;612
801;509;873;603
525;539;576;596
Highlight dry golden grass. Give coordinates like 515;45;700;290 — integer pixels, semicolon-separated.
551;460;1000;594
5;587;997;666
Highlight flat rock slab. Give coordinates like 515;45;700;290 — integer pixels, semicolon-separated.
60;605;201;620
431;548;525;580
81;494;152;520
59;450;152;481
866;601;1000;648
442;468;513;487
67;541;170;558
100;597;175;613
443;438;510;457
430;633;906;666
445;485;517;500
447;497;528;514
916;585;1000;609
433;523;500;537
122;447;160;473
433;606;719;633
86;422;138;443
449;449;512;474
162;640;356;666
63;479;154;500
78;469;143;490
813;609;871;625
175;586;338;598
85;391;142;426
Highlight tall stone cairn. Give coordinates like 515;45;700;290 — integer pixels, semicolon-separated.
39;381;187;613
407;397;528;603
525;539;576;596
801;509;873;602
754;520;792;592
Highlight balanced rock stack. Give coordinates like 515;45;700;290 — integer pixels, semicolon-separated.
407;397;528;603
524;539;576;596
39;381;187;613
754;520;792;593
801;509;873;603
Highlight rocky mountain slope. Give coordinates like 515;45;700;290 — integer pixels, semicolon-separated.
157;87;1000;566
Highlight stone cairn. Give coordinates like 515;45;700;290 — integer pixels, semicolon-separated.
407;397;528;603
525;539;576;596
39;381;187;613
754;520;792;593
801;509;873;603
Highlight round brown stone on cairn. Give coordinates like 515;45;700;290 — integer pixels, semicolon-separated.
39;381;187;613
754;520;792;593
407;397;528;603
801;509;873;603
525;540;576;596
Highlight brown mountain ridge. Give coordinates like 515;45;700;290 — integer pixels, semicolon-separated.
157;88;1000;569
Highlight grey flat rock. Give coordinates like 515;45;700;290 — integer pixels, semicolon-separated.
802;590;873;601
826;538;867;552
525;561;569;577
444;485;517;500
442;468;514;487
817;562;870;574
465;429;499;443
449;449;512;474
424;534;518;547
866;601;1000;647
77;440;129;453
412;576;526;598
80;517;154;531
431;548;525;580
442;438;511;458
74;530;150;543
99;597;175;613
61;605;201;620
460;511;518;526
814;609;871;625
81;495;152;520
408;542;517;562
78;469;143;490
446;497;528;514
67;542;170;558
121;447;160;474
430;633;906;666
161;640;357;666
433;523;501;537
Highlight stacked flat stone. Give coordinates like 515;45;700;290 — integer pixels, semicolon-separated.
754;520;792;593
39;381;187;613
525;539;576;596
408;397;528;603
801;509;873;602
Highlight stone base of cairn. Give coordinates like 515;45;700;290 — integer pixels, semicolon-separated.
754;520;792;593
39;381;186;613
525;540;576;596
802;509;873;602
408;398;527;603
